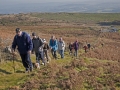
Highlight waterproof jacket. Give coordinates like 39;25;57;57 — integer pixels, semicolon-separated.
32;37;44;53
49;39;58;51
58;40;65;50
12;32;33;54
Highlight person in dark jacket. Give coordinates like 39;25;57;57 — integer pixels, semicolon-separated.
12;28;33;72
87;43;91;50
32;33;45;66
73;39;79;57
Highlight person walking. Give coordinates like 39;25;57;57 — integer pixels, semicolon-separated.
68;42;74;55
32;32;46;66
87;43;91;50
12;28;33;72
49;35;58;59
43;39;50;63
83;44;88;53
73;39;79;57
58;37;65;59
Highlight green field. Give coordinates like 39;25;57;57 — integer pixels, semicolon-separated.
0;13;120;26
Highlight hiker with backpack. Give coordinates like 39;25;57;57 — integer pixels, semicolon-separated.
49;35;58;59
12;28;33;72
32;32;46;66
58;37;65;59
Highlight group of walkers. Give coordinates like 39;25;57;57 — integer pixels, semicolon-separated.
11;28;66;72
11;28;91;73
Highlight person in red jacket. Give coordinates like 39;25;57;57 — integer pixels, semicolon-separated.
83;44;88;53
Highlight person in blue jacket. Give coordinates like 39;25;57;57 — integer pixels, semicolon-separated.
12;28;33;72
49;35;58;59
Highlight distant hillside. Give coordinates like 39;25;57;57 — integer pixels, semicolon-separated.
0;1;120;14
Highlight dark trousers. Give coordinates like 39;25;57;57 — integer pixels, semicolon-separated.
51;49;57;59
35;51;45;64
20;53;33;71
44;49;49;61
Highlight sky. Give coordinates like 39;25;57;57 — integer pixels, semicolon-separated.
2;0;81;2
1;0;120;3
1;0;120;5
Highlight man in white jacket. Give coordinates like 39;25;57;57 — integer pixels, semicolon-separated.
58;37;65;59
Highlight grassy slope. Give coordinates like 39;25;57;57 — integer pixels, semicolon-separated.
0;50;120;90
0;13;120;89
0;52;71;89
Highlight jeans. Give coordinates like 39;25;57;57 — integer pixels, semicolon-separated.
74;49;78;57
20;53;33;71
59;50;64;58
51;49;57;59
35;51;45;64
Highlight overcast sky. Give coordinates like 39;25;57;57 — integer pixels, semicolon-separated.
1;0;120;3
1;0;84;2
